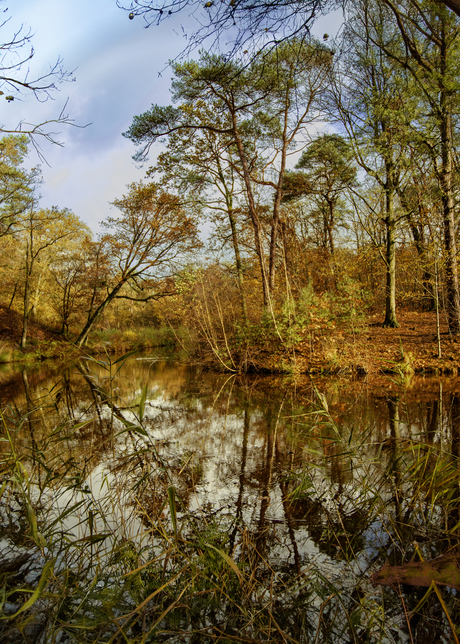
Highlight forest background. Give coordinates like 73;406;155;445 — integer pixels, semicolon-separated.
2;0;460;375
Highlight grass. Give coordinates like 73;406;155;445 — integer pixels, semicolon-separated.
0;355;459;642
87;327;195;360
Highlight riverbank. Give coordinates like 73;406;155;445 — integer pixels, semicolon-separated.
2;304;459;375
0;305;180;364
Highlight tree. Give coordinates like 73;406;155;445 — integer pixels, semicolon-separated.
18;205;87;348
118;0;323;53
332;0;417;327
0;135;36;236
75;181;201;346
151;104;250;322
48;234;95;336
118;0;460;52
0;3;76;150
283;134;356;256
397;151;439;310
124;40;332;307
365;0;460;333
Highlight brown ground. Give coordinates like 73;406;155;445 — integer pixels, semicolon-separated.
280;310;460;376
0;305;62;347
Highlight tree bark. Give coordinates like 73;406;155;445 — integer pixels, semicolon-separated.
383;162;399;328
76;280;125;347
440;108;460;333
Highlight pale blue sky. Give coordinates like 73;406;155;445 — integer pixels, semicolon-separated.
3;1;343;231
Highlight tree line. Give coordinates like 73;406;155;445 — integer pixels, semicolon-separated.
2;0;460;355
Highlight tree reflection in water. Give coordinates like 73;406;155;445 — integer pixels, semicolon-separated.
2;358;460;641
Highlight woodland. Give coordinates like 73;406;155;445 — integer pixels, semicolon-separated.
3;3;460;643
2;0;460;374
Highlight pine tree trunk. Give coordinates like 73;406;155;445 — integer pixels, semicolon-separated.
228;207;248;324
440;109;460;333
231;113;270;307
383;170;399;328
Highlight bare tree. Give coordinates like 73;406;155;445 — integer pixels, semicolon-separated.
0;3;78;153
117;0;460;52
117;0;325;55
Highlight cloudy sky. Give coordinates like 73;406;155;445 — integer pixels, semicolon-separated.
3;1;343;232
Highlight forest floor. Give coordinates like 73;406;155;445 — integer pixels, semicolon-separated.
255;310;460;376
0;305;61;346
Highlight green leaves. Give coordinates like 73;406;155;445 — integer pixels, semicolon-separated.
204;543;243;584
1;558;56;620
123;105;183;162
138;382;148;422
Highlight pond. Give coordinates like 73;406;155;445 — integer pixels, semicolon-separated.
1;353;460;643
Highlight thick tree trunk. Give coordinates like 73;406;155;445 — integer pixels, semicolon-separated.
440;109;460;333
439;16;460;332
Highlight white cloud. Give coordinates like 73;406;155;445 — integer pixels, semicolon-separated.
5;1;345;232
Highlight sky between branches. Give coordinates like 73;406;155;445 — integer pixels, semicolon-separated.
6;0;343;231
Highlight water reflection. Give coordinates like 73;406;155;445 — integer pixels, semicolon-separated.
3;357;460;641
3;362;460;549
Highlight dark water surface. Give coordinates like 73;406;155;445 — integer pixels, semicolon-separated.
2;354;460;642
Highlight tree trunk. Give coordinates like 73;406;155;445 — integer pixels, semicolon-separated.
218;161;249;324
76;281;125;347
228;206;248;324
406;211;436;311
20;280;31;349
20;248;32;349
231;112;270;308
8;283;17;309
440;108;460;333
268;86;290;294
383;165;399;328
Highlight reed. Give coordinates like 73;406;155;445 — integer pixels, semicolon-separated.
0;356;459;643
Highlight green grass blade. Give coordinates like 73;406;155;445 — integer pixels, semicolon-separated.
3;558;56;620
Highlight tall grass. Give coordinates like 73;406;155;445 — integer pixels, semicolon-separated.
0;358;459;642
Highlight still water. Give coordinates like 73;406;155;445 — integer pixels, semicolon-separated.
1;353;460;642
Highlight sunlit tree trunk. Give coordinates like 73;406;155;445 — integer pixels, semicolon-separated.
440;107;460;333
217;158;248;323
76;280;125;347
20;242;32;349
383;165;399;328
231;114;271;308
